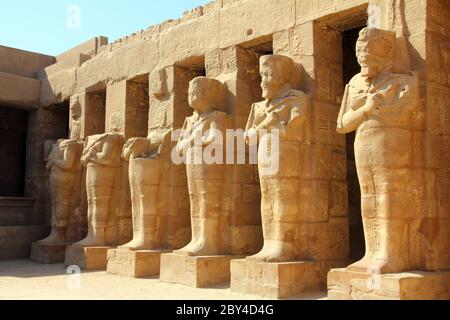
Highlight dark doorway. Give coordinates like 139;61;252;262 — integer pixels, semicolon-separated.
51;101;70;139
342;27;365;262
86;90;106;136
0;106;28;197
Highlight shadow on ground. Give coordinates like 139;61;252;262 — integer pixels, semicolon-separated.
0;259;99;278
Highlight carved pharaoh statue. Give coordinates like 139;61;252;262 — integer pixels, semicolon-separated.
337;28;419;273
245;55;310;262
175;77;229;256
73;117;124;247
38;102;83;245
119;127;172;251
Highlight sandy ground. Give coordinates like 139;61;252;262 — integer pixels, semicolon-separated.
0;260;326;300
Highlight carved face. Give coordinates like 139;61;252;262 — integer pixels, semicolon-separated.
356;36;390;78
260;60;283;100
70;101;81;120
188;79;210;113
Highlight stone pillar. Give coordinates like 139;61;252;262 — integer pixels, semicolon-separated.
160;47;265;288
107;67;194;277
328;0;450;300
27;103;84;264
150;66;197;250
229;25;349;298
70;91;106;140
65;81;146;270
206;45;264;255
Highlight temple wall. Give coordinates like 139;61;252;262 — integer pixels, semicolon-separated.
424;0;450;271
2;0;447;273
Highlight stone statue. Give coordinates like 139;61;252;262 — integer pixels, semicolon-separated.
38;99;84;245
73;132;123;247
69;95;82;141
245;55;310;262
38;138;83;244
337;28;419;273
175;77;228;256
119;127;172;251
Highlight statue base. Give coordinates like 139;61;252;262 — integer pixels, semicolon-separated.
231;259;346;299
30;242;66;264
65;245;114;270
328;268;450;300
107;249;170;278
160;253;241;288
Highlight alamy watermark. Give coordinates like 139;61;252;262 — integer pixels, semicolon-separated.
366;265;382;291
66;265;81;290
67;5;81;30
171;127;281;176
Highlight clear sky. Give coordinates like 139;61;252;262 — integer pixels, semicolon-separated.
0;0;210;56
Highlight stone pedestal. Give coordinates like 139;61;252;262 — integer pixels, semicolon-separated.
65;245;114;270
231;259;344;299
30;242;66;264
107;249;170;278
160;253;241;288
328;268;450;300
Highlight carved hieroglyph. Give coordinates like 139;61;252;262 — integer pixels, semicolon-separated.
38;138;83;244
244;55;310;262
337;28;419;274
119;127;172;251
175;77;229;256
73;132;123;247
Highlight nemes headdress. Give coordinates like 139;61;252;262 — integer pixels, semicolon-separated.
358;27;396;61
260;55;294;85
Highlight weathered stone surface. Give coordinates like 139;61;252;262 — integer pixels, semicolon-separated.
73;133;125;248
0;0;448;301
0;45;55;78
30;242;66;264
160;253;241;288
35;138;83;247
328;268;450;300
107;249;169;278
0;72;40;108
0;226;49;260
0;197;35;227
231;259;347;299
65;245;113;270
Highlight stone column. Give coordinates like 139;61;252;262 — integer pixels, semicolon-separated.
107;66;195;277
229;24;349;298
159;47;267;288
206;45;265;255
328;0;450;300
65;82;141;270
29;96;87;264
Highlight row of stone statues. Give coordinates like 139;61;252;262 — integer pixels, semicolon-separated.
37;27;420;286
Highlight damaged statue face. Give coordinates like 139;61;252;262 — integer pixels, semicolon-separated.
260;55;292;100
356;28;395;78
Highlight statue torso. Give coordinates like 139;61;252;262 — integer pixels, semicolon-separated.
349;72;418;167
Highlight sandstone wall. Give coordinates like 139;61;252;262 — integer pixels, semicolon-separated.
19;0;448;268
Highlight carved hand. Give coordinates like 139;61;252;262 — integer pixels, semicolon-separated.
363;93;383;116
80;150;94;166
122;138;149;160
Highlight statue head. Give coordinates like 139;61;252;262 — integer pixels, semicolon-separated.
260;55;294;100
356;28;396;78
70;97;82;120
188;77;226;114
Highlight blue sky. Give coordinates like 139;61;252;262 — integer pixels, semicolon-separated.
0;0;210;56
